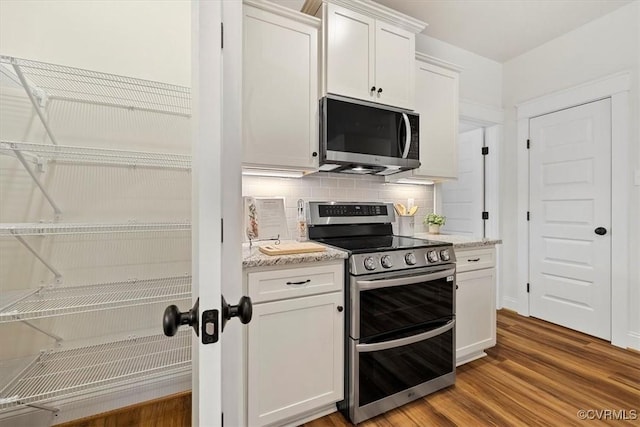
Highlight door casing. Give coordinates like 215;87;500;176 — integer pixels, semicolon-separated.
515;71;632;348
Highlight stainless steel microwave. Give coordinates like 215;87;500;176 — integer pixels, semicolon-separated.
319;95;420;175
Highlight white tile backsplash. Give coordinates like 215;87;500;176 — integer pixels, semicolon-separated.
242;172;435;239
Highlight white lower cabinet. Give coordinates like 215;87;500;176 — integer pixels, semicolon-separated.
455;247;497;365
245;261;344;426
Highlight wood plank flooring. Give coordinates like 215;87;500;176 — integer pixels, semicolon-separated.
303;309;640;427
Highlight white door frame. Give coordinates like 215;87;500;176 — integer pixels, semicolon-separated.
516;71;631;348
220;1;245;426
192;1;223;425
455;100;504;308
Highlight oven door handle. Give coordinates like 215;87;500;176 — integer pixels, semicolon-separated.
356;319;455;353
356;267;455;291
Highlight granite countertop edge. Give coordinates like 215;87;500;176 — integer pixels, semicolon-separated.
242;241;348;269
414;233;502;249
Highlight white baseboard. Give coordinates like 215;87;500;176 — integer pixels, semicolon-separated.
501;296;519;312
627;331;640;351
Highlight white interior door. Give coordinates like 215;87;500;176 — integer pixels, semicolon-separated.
529;98;611;340
192;1;222;425
440;128;484;236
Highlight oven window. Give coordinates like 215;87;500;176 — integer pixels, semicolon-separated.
358;328;453;407
359;275;453;340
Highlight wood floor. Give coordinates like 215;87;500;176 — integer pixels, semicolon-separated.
304;309;640;427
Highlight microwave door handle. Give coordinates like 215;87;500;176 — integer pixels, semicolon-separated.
401;113;411;159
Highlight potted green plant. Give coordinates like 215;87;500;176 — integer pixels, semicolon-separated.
424;213;446;234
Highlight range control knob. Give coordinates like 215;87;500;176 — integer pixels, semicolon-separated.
427;250;439;263
381;255;393;269
364;257;376;271
404;253;417;265
440;249;451;261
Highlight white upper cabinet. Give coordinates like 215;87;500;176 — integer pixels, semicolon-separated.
325;5;375;102
305;0;426;110
372;20;415;109
389;54;461;182
243;1;320;172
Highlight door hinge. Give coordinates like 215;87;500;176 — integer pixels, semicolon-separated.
482;211;489;220
527;211;530;221
221;22;224;49
526;139;530;149
527;283;530;293
481;146;489;155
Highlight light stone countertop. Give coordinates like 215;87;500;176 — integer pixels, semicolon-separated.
242;240;348;269
414;233;502;249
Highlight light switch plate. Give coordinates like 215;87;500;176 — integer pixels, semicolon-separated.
635;169;640;186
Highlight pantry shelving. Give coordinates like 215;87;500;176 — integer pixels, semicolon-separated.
0;276;192;323
0;54;193;418
0;141;192;170
0;331;191;411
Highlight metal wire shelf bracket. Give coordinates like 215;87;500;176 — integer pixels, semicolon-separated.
1;141;192;170
12;149;62;217
0;55;192;118
0;332;191;411
12;234;63;283
0;276;192;323
21;321;63;343
0;222;191;236
2;57;60;146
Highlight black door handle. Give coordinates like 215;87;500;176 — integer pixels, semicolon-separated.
377;87;383;94
221;295;253;331
163;298;199;337
594;227;607;235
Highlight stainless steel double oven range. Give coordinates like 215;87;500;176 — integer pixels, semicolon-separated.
308;202;457;424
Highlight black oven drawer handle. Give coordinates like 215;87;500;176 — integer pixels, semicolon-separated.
355;267;455;291
356;319;455;353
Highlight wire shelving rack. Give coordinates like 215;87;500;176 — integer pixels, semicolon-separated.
0;332;191;411
0;276;191;323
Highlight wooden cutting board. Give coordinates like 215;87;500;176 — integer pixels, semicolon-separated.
258;242;327;256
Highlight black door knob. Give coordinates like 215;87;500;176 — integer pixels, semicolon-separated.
337;305;343;312
221;295;253;331
163;299;199;337
377;88;383;94
370;86;376;93
594;227;607;235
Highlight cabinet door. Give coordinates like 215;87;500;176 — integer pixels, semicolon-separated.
456;267;496;365
413;60;459;179
243;5;318;170
325;3;375;102
247;292;344;426
374;21;415;109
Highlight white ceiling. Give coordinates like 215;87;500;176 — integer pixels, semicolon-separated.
275;0;634;62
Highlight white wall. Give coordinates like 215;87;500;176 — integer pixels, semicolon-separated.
415;34;502;110
0;0;191;86
501;1;640;347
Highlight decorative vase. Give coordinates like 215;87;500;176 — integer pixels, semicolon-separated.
428;224;440;234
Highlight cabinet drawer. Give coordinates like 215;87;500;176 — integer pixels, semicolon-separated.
456;247;495;272
247;262;343;303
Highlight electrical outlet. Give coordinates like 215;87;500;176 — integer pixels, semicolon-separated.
635;169;640;186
